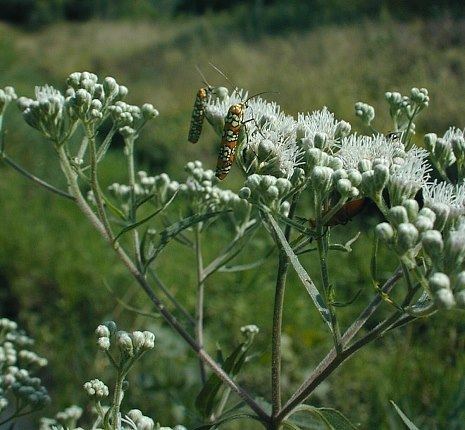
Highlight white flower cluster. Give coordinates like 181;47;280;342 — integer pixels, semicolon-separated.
106;172;179;216
95;321;155;357
376;197;465;311
425;128;465;180
0;318;49;415
0;86;17;116
240;174;294;214
180;161;251;217
40;405;83;430
83;378;109;399
17;71;158;145
337;134;430;206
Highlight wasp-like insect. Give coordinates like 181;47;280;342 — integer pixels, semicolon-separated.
188;86;211;144
324;198;367;226
215;103;244;180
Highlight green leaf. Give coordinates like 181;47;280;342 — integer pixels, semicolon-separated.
195;342;247;418
276;212;315;236
193;412;262;429
114;191;178;243
288;405;358;430
329;232;361;253
390;401;420;430
265;212;332;331
144;210;228;269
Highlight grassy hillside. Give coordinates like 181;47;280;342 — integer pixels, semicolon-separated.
1;14;465;428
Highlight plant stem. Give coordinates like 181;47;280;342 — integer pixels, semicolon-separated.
278;269;403;421
271;198;298;422
195;224;207;384
0;153;75;201
112;369;124;429
87;126;114;240
316;226;342;355
56;147;269;423
125;136;142;268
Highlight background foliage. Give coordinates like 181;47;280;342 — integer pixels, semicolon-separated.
1;2;465;428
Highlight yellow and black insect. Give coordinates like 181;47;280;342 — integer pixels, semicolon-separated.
215;103;244;180
188;86;211;144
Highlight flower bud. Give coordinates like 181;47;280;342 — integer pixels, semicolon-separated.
142;331;155;350
452;136;465;160
373;164;389;192
397;222;419;252
422;230;443;263
347;169;362;186
238;187;251;199
337;178;352;196
429;272;450;291
84;379;109;399
436;288;455;309
389;206;409;226
375;222;394;243
213;86;229;101
314;132;327;149
311;166;333;195
402;199;419;221
131;331;145;351
334;120;351;139
116;331;134;356
414;215;434;233
358;159;372;173
142;103;159;119
97;337;110;351
266;185;280;200
427;203;449;231
424;133;437;152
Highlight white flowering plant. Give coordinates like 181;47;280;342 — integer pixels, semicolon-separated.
39;321;185;430
0;71;463;429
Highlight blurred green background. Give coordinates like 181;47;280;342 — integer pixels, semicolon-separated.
1;1;465;428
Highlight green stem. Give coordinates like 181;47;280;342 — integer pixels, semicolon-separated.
195;224;207;384
1;152;75;201
87;125;114;240
57;147;269;424
112;368;124;429
271;197;298;422
316;226;342;354
125;137;143;268
278;269;403;420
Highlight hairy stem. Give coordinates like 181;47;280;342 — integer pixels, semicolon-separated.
278;269;403;420
57;147;269;423
125;136;143;267
195;224;207;384
316;227;342;354
271;198;298;422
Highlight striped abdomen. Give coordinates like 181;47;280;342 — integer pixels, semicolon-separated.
215;103;244;180
188;87;209;144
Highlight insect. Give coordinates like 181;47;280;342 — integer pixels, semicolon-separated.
309;198;367;228
386;131;403;141
188;86;211;144
324;198;367;226
215;103;244;180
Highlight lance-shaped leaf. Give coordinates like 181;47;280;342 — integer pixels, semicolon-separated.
265;213;332;331
144;211;229;270
193;412;262;430
113;191;178;243
390;401;420;430
195;336;255;419
288;405;358;430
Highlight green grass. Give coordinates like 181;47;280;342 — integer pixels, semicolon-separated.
1;14;465;429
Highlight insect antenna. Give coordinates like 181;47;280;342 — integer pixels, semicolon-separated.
195;65;213;90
